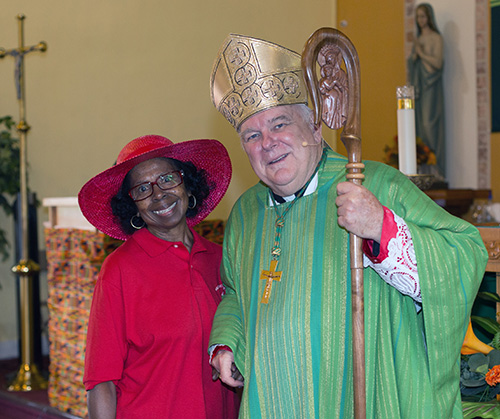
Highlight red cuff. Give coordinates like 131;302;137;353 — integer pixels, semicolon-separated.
362;206;398;263
213;345;232;357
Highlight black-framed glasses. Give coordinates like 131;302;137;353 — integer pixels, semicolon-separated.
128;170;184;202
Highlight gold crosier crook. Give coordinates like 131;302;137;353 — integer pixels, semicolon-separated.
0;14;48;391
301;28;366;418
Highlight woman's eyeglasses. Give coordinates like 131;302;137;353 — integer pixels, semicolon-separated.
128;170;184;202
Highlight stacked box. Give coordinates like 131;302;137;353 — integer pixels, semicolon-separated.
45;228;121;418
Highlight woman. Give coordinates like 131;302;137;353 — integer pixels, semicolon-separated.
408;2;445;180
78;134;238;418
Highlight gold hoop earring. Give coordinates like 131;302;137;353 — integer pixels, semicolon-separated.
130;214;145;230
188;195;197;209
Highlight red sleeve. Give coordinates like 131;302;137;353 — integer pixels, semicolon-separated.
362;206;398;263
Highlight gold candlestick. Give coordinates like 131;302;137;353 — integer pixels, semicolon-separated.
0;14;47;392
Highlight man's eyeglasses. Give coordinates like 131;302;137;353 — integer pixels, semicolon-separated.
128;170;184;202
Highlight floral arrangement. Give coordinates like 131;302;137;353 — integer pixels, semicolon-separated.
461;291;500;403
382;135;437;168
461;350;500;402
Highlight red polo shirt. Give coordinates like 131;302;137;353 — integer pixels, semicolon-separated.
84;227;238;418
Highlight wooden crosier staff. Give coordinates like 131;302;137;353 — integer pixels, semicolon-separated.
301;27;366;418
0;14;47;391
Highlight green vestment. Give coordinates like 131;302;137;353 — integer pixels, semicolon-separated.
209;149;487;418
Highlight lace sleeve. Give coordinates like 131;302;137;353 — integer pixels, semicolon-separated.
363;207;421;302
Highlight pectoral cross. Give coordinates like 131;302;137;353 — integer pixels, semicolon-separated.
260;260;282;304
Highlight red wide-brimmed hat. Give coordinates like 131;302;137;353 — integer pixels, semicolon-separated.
78;135;232;240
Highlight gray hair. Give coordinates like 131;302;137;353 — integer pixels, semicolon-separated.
296;104;315;132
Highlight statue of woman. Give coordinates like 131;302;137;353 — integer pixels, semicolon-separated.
319;48;348;129
408;3;445;179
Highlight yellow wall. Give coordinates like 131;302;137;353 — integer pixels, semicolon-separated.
0;0;340;351
336;0;405;162
0;0;337;225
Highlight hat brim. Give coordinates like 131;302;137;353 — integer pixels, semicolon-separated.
78;139;231;241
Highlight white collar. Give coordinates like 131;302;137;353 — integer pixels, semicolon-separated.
268;172;319;206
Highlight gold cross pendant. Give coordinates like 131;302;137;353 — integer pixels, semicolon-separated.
260;260;282;304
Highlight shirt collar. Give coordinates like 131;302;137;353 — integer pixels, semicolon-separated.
131;227;207;257
268;172;319;206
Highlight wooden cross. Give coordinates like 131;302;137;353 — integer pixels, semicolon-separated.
260;260;282;304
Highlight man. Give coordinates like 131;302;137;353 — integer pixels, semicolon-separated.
208;33;487;418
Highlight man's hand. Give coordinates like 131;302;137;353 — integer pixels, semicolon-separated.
336;181;384;242
211;350;244;388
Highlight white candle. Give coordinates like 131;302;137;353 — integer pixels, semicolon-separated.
396;85;417;175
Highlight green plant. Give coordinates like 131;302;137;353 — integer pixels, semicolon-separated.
0;115;20;261
472;292;500;343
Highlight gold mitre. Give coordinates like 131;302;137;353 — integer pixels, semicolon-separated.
210;34;308;131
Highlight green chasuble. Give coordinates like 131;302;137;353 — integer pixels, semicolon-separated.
209;148;488;418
